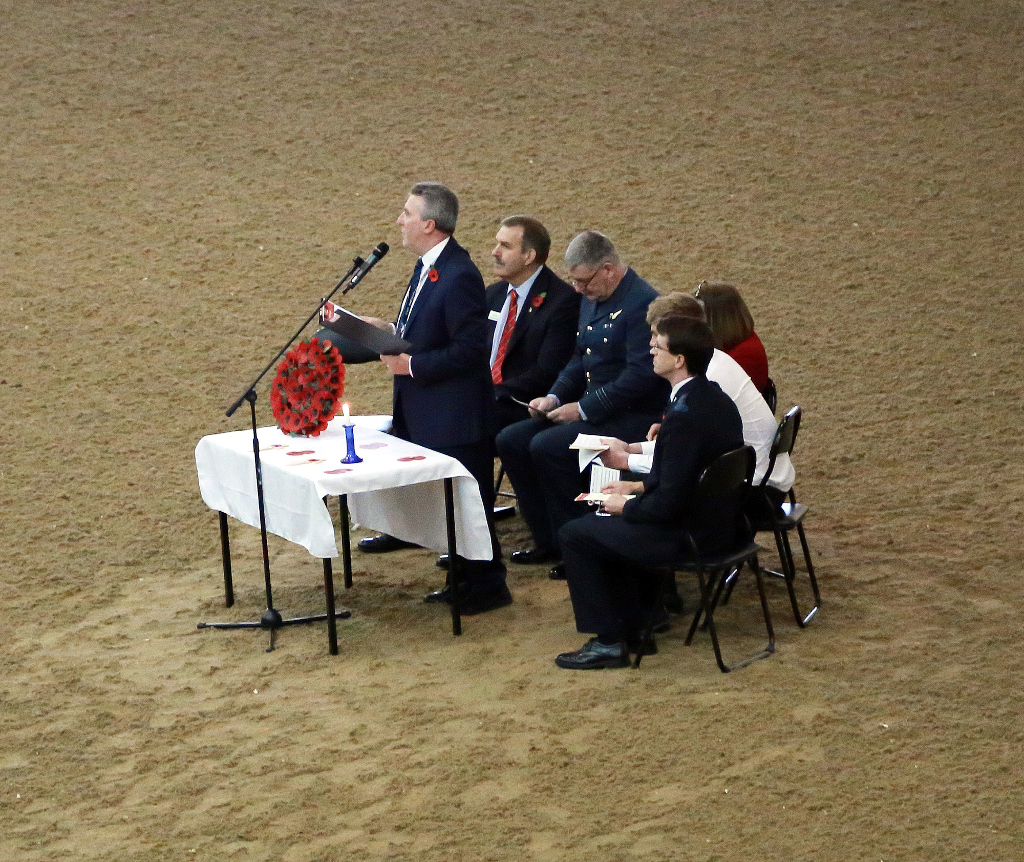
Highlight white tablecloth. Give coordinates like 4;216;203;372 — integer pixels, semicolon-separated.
195;416;493;560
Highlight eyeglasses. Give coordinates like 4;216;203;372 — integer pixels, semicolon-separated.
650;341;670;352
693;280;708;298
568;267;604;290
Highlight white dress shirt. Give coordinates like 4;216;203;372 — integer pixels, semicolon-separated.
398;237;450;377
626;350;795;490
488;266;542;368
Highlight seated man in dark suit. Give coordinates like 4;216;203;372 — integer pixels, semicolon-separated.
554;315;744;669
495;231;668;574
487;216;581;432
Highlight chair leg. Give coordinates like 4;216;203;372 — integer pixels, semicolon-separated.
793;522;821;625
773;526;820;627
718;563;742;606
765;526;793;581
685;567;719;642
685;560;776;673
747;554;776;661
492;462;516;520
632;629;656;669
686;569;731;673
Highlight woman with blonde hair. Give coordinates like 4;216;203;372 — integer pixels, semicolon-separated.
694;281;770;395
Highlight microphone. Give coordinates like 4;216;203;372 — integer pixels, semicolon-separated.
344;242;389;292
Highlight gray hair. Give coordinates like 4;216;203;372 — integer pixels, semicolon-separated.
410;182;459;235
564;230;619;269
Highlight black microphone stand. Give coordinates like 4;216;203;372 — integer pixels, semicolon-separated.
199;256;368;652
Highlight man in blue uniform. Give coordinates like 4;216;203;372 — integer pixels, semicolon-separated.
494;231;668;576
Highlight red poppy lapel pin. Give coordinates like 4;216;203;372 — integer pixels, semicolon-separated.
428;267;439;282
530;292;547;309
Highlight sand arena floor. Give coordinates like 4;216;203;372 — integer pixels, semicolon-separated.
2;1;1023;859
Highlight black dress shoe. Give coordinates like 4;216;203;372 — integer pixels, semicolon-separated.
510;547;559;565
459;584;514;615
555;638;629;670
358;534;420;553
423;586;452;604
436;554;449;569
548;563;566;580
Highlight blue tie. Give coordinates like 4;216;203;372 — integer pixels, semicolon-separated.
396;258;423;336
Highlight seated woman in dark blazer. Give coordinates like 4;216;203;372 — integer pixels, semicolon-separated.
695;281;770;395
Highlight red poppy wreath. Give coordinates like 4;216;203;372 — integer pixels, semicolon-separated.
269;337;346;437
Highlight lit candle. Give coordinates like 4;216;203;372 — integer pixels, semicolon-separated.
340;401;362;464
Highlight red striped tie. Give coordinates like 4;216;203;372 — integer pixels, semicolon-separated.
491;289;518;384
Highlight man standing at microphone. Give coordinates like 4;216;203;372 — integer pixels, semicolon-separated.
360;182;511;615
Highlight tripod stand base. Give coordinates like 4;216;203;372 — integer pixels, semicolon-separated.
198;608;352;631
198;607;352;652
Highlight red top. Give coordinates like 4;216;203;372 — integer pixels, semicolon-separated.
726;331;770;394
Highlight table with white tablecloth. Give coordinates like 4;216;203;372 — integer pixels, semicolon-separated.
194;416;493;650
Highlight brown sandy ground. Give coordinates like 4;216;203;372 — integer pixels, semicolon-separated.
2;0;1023;859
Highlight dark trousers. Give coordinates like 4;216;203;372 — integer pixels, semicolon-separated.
428;440;507;594
558;513;671;638
492;397;531;434
494;412;660;553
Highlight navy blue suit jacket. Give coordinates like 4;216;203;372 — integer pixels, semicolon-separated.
486;266;581;405
550;268;669;424
392;238;493;449
622;375;744;554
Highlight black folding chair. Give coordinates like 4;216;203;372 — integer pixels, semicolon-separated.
763;377;778;415
747;406;820;627
493;462;516;521
634;446;775;673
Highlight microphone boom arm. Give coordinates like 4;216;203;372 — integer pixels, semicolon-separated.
225;254;365;417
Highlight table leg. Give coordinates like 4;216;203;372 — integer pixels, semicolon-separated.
338;494;353;589
323;558;339;655
444;478;462;636
218;511;234;607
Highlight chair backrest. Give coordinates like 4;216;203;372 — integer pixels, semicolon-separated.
686;445;755;557
763;377;778;415
695;445;755;503
759;406;801;489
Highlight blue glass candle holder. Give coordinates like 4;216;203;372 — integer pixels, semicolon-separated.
341;423;363;464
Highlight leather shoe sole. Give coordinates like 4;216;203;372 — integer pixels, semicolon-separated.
510;547;559;565
358;534;420;553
